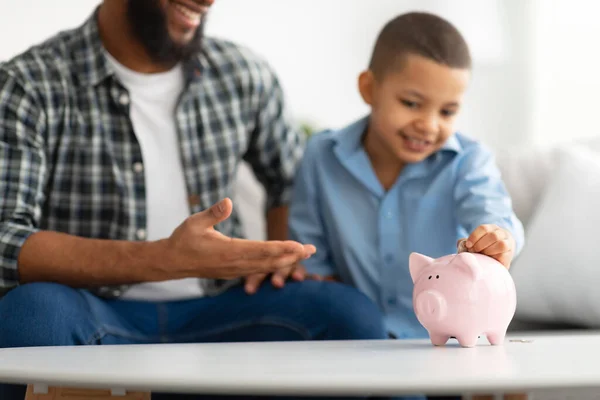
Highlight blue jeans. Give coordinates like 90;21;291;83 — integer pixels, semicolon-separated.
0;280;426;400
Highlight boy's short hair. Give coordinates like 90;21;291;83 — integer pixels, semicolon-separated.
368;12;472;78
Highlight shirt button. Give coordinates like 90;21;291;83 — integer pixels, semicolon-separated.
384;254;394;264
133;162;144;174
386;211;393;219
387;298;397;306
136;229;147;240
119;93;130;106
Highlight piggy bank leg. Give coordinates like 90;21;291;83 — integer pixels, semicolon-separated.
429;332;450;346
455;333;479;348
487;330;507;345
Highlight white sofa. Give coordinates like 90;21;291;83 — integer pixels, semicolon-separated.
497;136;600;332
234;135;600;333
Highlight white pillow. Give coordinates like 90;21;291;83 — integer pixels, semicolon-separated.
495;144;561;228
511;144;600;327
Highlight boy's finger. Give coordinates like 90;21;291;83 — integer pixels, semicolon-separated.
469;227;506;253
466;224;495;249
480;239;512;256
494;251;513;269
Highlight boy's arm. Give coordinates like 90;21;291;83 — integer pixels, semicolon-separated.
453;144;525;265
288;136;338;279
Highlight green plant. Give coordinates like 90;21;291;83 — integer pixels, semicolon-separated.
299;122;317;137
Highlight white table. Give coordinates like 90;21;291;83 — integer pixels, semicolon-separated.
0;332;598;398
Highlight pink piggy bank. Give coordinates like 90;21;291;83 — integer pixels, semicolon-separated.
409;252;516;348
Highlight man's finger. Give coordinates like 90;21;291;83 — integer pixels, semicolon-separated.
291;264;307;281
245;273;268;295
228;239;315;261
238;253;307;276
307;273;324;281
271;266;294;288
189;198;233;227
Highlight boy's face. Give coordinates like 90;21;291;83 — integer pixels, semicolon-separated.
359;54;470;165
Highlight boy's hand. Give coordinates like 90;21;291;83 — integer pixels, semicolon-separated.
458;224;516;269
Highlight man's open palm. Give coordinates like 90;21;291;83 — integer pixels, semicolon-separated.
165;198;316;279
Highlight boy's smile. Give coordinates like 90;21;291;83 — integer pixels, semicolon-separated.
359;54;470;187
399;131;434;153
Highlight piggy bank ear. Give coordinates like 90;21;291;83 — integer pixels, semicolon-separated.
409;253;434;283
456;252;481;281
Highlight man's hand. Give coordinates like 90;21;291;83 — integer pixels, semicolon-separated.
165;198;316;279
457;224;515;269
244;263;308;294
244;268;343;294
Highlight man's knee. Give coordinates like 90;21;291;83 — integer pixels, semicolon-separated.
0;282;93;348
292;281;387;340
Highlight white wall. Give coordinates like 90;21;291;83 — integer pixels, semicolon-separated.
0;0;99;60
530;0;600;147
0;0;533;151
206;0;533;151
7;0;595;151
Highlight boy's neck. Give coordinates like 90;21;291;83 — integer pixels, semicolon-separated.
362;129;404;191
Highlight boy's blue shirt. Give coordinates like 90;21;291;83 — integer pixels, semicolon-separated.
288;115;525;339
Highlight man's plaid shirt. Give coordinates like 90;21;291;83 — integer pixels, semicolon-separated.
0;11;305;297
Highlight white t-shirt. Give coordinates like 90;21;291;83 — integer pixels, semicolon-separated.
105;52;205;301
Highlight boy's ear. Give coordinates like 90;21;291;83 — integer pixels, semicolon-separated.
358;70;374;106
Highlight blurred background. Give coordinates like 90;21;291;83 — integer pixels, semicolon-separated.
1;0;599;151
3;4;600;396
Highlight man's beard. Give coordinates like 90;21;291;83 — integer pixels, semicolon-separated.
126;0;205;64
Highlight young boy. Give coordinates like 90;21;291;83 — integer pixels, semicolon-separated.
288;11;525;342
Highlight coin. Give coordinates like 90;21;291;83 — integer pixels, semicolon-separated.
457;239;469;253
509;339;534;343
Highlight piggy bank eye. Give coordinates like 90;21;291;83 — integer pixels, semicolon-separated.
436;275;440;279
428;276;432;279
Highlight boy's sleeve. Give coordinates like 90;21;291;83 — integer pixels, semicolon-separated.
288;136;337;277
453;143;525;257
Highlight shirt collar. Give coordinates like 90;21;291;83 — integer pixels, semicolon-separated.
331;115;463;196
73;7;204;88
440;133;462;154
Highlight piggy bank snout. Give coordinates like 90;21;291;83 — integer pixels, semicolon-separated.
415;290;447;322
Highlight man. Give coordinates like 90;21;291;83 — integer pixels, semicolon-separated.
0;0;387;398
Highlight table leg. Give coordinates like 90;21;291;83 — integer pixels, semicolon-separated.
25;385;151;399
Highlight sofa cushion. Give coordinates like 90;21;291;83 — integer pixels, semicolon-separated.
495;144;560;229
510;144;600;327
